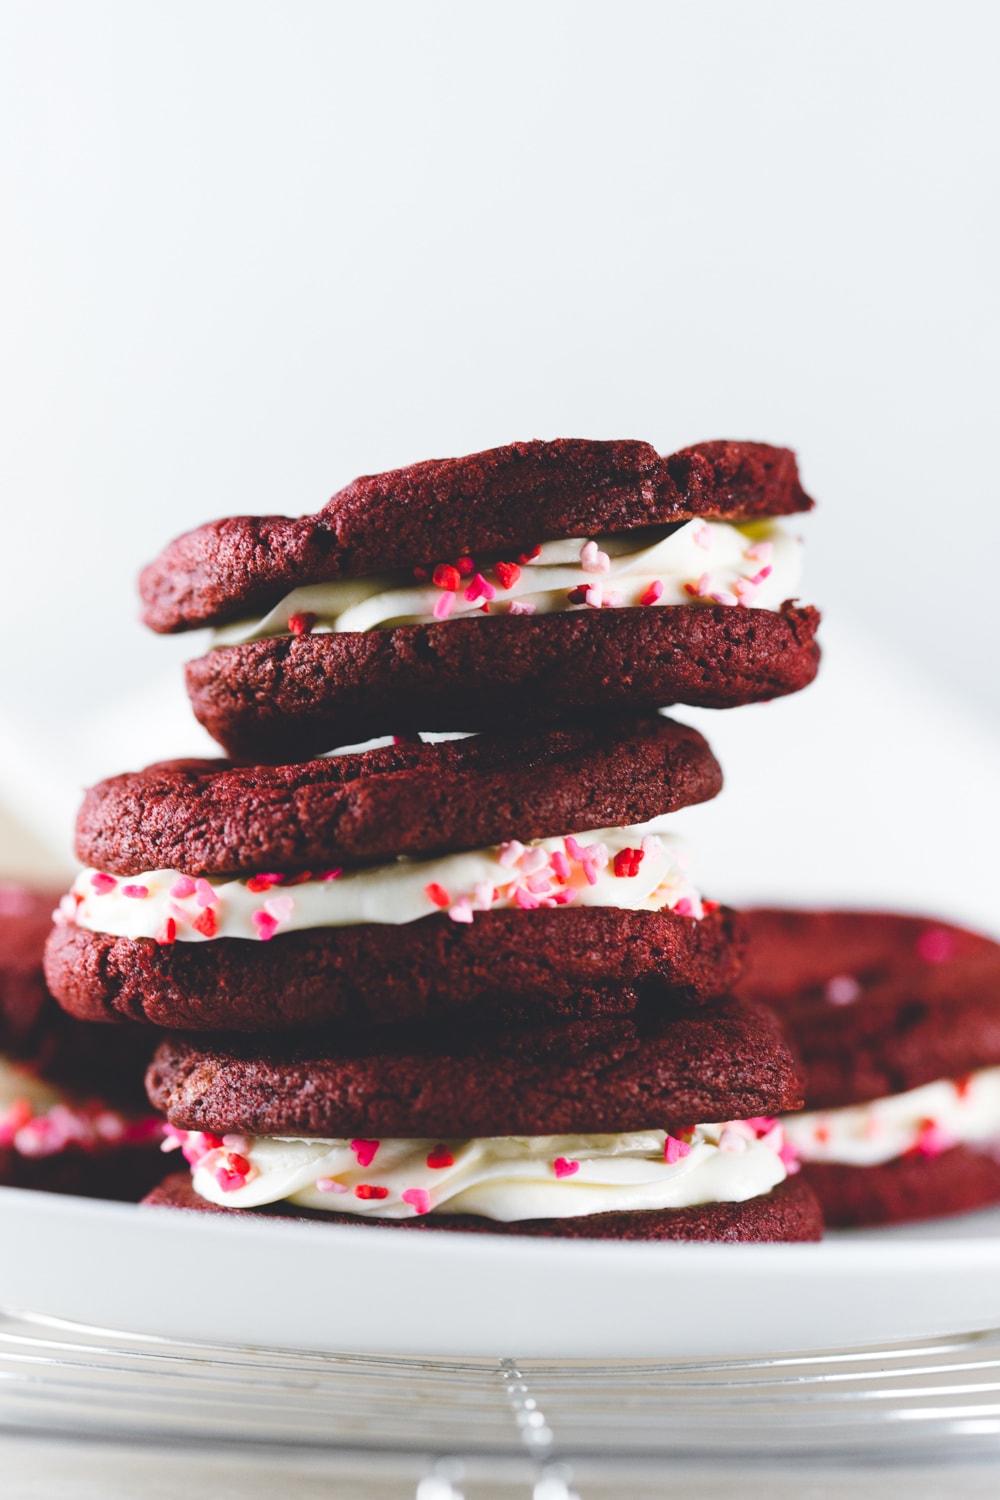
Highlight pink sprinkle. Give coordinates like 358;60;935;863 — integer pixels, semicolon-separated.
745;540;773;564
640;579;664;606
825;974;860;1005
265;893;295;922
474;881;494;910
321;869;342;881
548;888;576;905
252;910;279;941
519;847;548;876
498;841;525;868
215;1165;249;1192
581;860;599;887
749;565;773;585
694;525;712;550
734;578;759;605
170;876;197;899
695;572;711;596
549;851;571;880
449;900;474;924
526;874;553;895
602;589;624;608
779;1143;801;1173
641;835;660;857
553;1157;579;1179
564;836;585;862
580;541;610;574
90;873;117;894
664;1135;692;1165
54;894;78;926
464;572;496;603
584;583;603;608
194;878;218;909
718;1125;750;1154
915;1122;956;1158
674;897;694;917
402;1187;431;1215
316;1177;348;1194
710;590;739;606
222;1134;248;1152
121;884;149;900
350;1138;380;1168
916;927;957;963
508;599;536;615
515;886;540;910
433;591;455;620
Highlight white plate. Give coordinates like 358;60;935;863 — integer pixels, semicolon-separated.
2;1185;1000;1359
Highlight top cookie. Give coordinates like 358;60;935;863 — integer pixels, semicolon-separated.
736;908;1000;1108
140;439;812;632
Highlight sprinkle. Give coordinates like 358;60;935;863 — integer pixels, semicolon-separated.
710;590;739;606
602;589;624;608
424;882;451;909
526;874;553;895
283;870;314;887
778;1142;801;1172
745;540;773;564
549;851;571;880
956;1075;974;1099
264;893;295;922
401;1188;431;1215
192;907;218;938
718;1125;749;1154
916;927;957;963
508;599;536;615
432;592;455;620
566;586;589;605
674;897;695;917
53;894;78;926
354;1184;389;1200
222;1134;248;1152
90;873;117;895
580;541;610;574
464;572;496;603
664;1135;692;1164
584;583;603;608
702;898;721;914
170;875;197;899
548;888;576;905
448;900;474;923
694;525;712;550
514;886;540;910
246;873;283;893
456;556;474;576
321;869;342;881
155;917;177;945
613;847;644;879
479;602;489;613
215;1165;249;1192
749;565;773;585
121;884;149;900
412;566;430;583
474;881;494;910
426;1146;454;1169
734;578;759;605
498;841;525;869
552;1157;579;1179
564;836;585;862
825;974;860;1005
251;910;278;941
194;878;219;909
640;580;664;606
814;1125;830;1144
288;612;317;636
519;847;548;876
641;834;660;857
433;563;462;591
695;572;711;596
350;1138;380;1168
316;1177;348;1193
495;561;521;590
518;545;542;564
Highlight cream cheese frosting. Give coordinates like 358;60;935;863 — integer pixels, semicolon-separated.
782;1068;1000;1168
170;1120;792;1221
0;1056;161;1158
210;518;803;646
63;819;704;944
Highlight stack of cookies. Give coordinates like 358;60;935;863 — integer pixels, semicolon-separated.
45;437;825;1241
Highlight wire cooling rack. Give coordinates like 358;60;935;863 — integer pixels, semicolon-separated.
2;1310;1000;1495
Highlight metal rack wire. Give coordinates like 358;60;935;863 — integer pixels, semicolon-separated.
2;1309;1000;1493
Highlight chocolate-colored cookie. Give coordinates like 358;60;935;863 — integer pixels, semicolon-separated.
75;715;720;878
0;1141;167;1203
0;883;153;1110
803;1145;1000;1230
141;439;813;633
145;997;803;1137
188;600;821;762
143;1170;823;1242
46;904;744;1032
737;909;1000;1108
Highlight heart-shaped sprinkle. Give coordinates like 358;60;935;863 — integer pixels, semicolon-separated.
402;1188;431;1215
350;1138;380;1168
553;1157;579;1179
426;1146;454;1170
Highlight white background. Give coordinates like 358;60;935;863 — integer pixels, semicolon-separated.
0;1;998;920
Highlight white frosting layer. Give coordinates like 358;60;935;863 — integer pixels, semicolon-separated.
182;1121;790;1221
67;820;702;943
211;518;802;646
782;1068;1000;1167
0;1057;62;1116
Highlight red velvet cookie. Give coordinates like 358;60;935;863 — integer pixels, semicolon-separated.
143;1170;823;1242
145;998;803;1138
738;908;1000;1227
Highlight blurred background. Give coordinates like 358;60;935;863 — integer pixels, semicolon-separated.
1;0;997;925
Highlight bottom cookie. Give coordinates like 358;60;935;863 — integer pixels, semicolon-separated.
803;1144;1000;1229
143;1171;822;1242
0;1141;168;1202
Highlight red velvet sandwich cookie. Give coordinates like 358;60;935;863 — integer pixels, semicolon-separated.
140;438;820;760
45;717;743;1031
0;883;164;1200
738;908;1000;1228
142;1000;821;1241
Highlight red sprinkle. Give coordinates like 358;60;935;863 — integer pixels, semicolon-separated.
566;586;589;604
640;579;664;606
247;873;284;893
191;907;217;938
288;612;317;636
702;899;721;914
517;545;542;564
155;917;177;945
433;563;462;591
457;556;475;576
426;1146;454;1169
916;927;957;963
956;1074;974;1098
612;848;644;878
424;882;451;909
283;870;315;887
412;566;430;583
355;1184;389;1200
495;561;521;590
